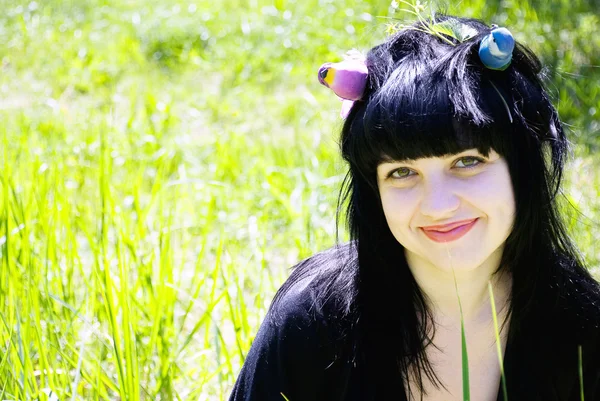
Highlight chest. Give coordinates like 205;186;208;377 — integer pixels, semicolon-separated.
406;322;508;401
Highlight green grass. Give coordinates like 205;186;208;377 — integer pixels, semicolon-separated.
0;0;599;399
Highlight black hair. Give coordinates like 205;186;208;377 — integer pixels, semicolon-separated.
270;14;600;399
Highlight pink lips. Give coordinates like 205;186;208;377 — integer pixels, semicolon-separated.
421;218;479;243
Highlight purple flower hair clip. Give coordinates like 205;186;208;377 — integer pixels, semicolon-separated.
317;52;368;119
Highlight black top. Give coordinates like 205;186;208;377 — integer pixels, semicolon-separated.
228;249;600;401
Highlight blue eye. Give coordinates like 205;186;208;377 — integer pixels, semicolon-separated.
390;167;414;179
454;156;484;168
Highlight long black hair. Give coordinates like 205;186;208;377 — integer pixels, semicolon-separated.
270;14;600;399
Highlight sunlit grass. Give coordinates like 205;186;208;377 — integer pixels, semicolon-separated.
0;0;598;399
488;283;508;401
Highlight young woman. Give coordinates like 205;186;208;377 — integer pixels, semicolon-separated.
228;14;600;401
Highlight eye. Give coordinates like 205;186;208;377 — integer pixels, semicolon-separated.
454;156;484;168
389;167;415;179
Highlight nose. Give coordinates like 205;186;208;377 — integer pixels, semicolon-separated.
419;176;460;220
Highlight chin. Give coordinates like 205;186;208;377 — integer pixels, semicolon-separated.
433;260;483;272
429;247;499;273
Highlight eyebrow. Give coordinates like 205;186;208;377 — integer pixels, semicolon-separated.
379;150;487;165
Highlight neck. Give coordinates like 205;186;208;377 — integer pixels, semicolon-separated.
406;246;512;325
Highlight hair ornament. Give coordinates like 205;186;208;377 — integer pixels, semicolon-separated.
387;2;515;71
478;26;515;71
318;50;368;118
318;4;515;118
387;1;478;45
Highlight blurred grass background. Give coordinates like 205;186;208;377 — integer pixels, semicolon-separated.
0;0;598;399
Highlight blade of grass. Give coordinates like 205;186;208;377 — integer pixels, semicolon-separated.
488;282;508;401
99;123;128;400
458;298;470;401
116;232;140;401
578;344;584;401
447;244;470;401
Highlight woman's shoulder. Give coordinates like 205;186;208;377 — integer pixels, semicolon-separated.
268;242;359;325
556;259;600;319
227;244;359;401
554;268;600;398
551;259;600;346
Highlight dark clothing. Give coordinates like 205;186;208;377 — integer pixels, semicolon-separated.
229;251;600;401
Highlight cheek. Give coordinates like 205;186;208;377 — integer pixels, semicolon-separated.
467;168;516;222
380;188;419;231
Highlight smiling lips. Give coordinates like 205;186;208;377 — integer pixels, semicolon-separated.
421;218;479;243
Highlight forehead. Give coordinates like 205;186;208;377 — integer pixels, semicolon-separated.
359;109;504;171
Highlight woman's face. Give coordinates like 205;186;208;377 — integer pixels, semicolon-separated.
376;148;516;272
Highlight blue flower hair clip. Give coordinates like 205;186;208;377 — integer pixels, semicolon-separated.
478;25;515;71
